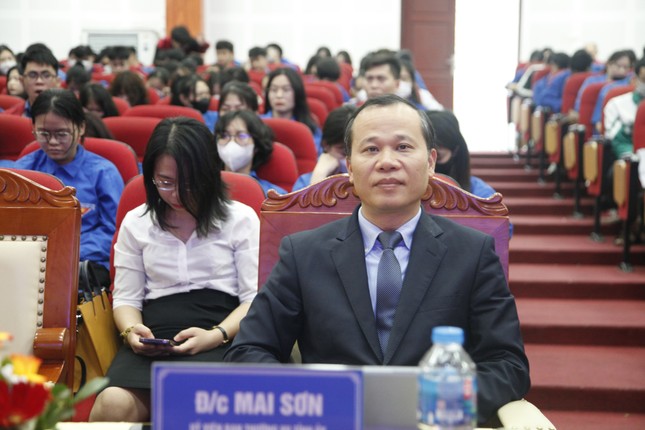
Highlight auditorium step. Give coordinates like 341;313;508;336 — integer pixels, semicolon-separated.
489;181;573;197
517;298;645;346
511;214;621;235
504;196;594;216
509;234;645;265
524;344;645;414
471;168;541;182
510;263;645;300
542;410;645;430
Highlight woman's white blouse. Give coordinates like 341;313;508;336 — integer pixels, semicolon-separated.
112;201;260;310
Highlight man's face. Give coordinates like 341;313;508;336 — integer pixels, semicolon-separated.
21;62;59;104
110;58;129;73
364;64;399;99
251;56;267;71
347;103;435;226
216;49;234;67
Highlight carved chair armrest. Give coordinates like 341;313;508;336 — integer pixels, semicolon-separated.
33;327;70;361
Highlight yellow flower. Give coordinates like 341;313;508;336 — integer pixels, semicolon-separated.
9;354;47;384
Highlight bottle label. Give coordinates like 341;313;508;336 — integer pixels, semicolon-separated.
418;373;477;428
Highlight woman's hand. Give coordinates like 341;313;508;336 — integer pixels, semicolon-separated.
127;323;173;357
171;327;224;356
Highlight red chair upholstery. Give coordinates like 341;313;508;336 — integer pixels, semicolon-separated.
156;96;171;105
258;174;510;286
0;115;35;160
91;73;115;85
576;82;605;140
209;97;219;111
307;81;344;107
338;63;353;92
0;94;24;110
111;97;130;115
221;171;266;216
249;81;264;97
262;118;318;175
0;75;6;94
306;97;329;127
20;137;139;184
103;116;162;162
146;87;160;105
248;70;266;88
304;85;338;112
123;104;205;123
256;142;299;192
530;68;550;88
561;72;595;114
4;168;65;190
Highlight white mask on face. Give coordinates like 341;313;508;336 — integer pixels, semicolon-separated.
0;60;16;75
396;80;413;99
217;141;254;172
82;60;94;72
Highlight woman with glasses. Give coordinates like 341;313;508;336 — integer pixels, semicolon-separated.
214;110;287;195
90;117;260;422
13;88;124;285
262;67;323;154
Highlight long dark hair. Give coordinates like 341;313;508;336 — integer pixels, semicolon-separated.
214;110;274;171
426;110;471;192
264;67;318;134
79;83;119;117
142;117;230;237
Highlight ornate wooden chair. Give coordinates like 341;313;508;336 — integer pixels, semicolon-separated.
0;169;82;389
258;174;510;286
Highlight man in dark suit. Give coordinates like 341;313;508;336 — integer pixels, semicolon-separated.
225;94;530;424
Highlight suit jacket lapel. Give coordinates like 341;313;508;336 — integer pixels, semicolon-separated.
331;209;384;362
384;213;447;364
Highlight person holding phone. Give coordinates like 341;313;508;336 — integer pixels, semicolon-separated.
89;117;260;422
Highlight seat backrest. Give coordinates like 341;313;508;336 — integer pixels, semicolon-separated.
530;68;550;88
123;105;205;123
111;97;130;115
306;97;329;127
307;81;344;106
578;82;605;139
0;94;24;110
0;115;34;160
92;73;115;85
0;168;82;389
304;85;338;112
248;70;266;88
258;174;510;286
599;84;635;134
561;71;595;114
221;171;266;216
19;138;140;184
634;101;645;152
146;87;160;105
338;63;353;92
262;118;318;175
255;142;299;192
0;75;6;94
103;116;162;162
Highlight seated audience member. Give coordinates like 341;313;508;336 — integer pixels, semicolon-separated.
315;57;351;102
65;64;91;95
225;95;530;425
146;67;171;99
0;44;18;76
426;110;496;198
304;55;319;77
604;58;645;159
219;66;251;89
214;110;287;195
3;47;60;117
292;105;357;190
397;58;443;111
397;49;430;91
266;43;299;71
5;65;26;98
89;117;259;422
316;46;332;58
170;74;218;131
80;83;120;118
263;67;322;153
336;50;352;67
67;45;99;72
532;52;571;113
248;46;270;74
218;82;260;115
353;53;402;104
570;48;594;73
215;40;239;69
14;88;123;285
508;49;545;90
110;70;149;107
571;50;634;126
108;46;134;74
156;25;209;57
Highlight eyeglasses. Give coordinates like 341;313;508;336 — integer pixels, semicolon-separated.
24;71;56;81
33;130;73;144
216;132;252;144
268;85;293;94
152;179;177;192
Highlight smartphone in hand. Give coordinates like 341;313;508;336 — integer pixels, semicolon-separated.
139;337;180;346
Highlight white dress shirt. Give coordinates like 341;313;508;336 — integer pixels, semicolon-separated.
113;201;259;310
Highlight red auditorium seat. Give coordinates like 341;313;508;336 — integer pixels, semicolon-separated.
0;115;35;160
103;116;162;162
307;81;344;106
0;94;24;110
304;85;338;112
146;87;160;105
111;97;130;115
123;104;205;123
248;70;266;88
306;97;329;127
0;75;6;94
262;118;318;175
256;142;299;193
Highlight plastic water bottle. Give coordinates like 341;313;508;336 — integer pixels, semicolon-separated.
417;326;477;430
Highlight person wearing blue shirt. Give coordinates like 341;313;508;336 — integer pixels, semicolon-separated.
170;74;218;132
263;67;323;154
214;110;287;196
533;53;571;113
590;76;633;132
14;88;123;285
574;50;634;113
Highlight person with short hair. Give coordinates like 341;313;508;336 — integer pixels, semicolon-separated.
225;95;530;425
248;46;269;73
90;117;259;422
215;40;239;69
316;57;350;102
532;52;571;113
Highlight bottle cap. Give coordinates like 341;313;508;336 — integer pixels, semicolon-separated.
431;326;464;345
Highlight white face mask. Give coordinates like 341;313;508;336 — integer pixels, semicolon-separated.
396;80;413;99
217;141;254;172
82;60;94;72
0;60;17;75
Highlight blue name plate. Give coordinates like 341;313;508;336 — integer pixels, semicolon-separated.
152;363;363;430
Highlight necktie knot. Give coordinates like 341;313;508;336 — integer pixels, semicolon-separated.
378;231;402;251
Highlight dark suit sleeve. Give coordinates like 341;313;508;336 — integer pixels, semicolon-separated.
225;235;303;363
467;235;531;423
